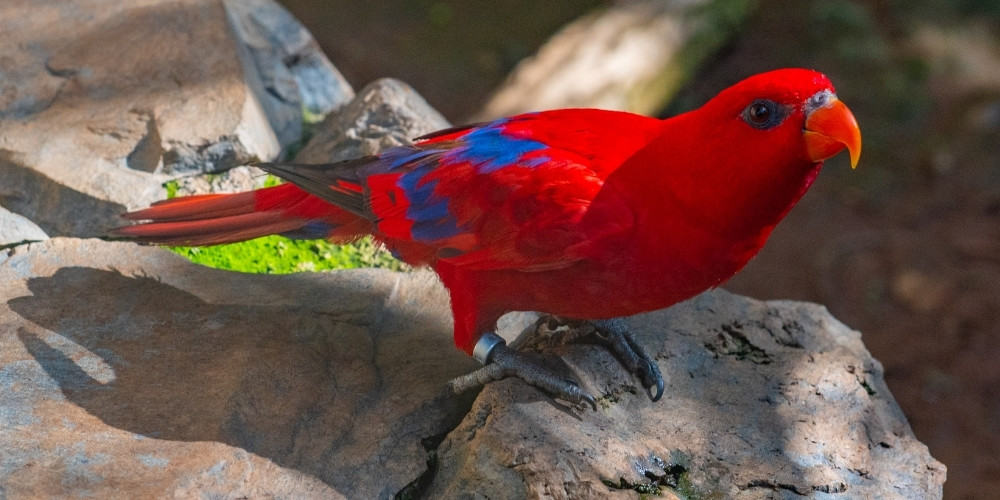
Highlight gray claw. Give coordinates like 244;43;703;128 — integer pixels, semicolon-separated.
642;358;665;401
591;319;666;402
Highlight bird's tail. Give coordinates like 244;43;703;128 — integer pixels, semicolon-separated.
110;182;372;246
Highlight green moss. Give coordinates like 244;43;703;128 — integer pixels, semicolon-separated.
164;179;180;199
168;235;407;274
603;477;663;497
262;174;283;188
162;176;407;274
600;453;721;500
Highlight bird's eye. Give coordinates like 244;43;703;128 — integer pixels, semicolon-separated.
742;99;784;129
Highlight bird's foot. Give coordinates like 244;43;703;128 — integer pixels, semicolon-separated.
527;315;664;401
448;333;596;410
447;316;664;406
585;318;664;401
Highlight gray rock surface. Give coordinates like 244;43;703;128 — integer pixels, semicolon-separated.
1;238;944;498
224;0;354;147
426;293;946;499
294;78;450;164
171;165;273;197
0;206;48;247
172;78;450;197
0;0;350;237
0;238;476;498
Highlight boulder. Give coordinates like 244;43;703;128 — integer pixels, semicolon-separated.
294;78;450;164
0;238;476;498
425;294;946;499
0;0;351;237
224;0;354;147
0;238;944;498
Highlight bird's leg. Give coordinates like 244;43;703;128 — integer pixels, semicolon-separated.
448;332;597;409
585;318;664;401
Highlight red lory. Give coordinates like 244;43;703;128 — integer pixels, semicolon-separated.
114;68;861;407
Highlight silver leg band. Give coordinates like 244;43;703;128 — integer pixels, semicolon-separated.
473;332;506;364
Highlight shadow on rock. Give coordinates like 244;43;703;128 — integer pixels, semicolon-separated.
8;266;476;498
0;154;127;238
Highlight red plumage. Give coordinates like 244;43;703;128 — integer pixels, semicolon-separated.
114;68;861;361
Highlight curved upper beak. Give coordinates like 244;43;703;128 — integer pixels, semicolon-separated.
803;98;862;169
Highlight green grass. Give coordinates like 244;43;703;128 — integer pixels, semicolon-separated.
163;178;407;274
168;235;407;274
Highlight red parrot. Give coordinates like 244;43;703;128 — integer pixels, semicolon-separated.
114;68;861;406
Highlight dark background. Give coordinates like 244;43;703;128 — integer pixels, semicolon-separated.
280;1;1000;498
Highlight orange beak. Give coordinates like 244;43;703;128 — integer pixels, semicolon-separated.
803;98;862;168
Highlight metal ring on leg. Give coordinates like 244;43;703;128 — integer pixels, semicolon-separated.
473;332;506;364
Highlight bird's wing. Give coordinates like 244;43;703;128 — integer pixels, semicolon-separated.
260;109;663;270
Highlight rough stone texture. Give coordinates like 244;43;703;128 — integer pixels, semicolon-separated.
171;165;273;197
426;293;946;499
0;0;350;237
224;0;354;147
1;238;944;498
0;238;477;498
0;206;48;247
171;78;449;197
475;0;755;120
294;78;450;164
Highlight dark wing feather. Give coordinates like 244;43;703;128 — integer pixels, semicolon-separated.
413;122;488;142
255;159;372;218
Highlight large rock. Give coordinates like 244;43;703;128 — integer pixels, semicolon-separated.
171;165;274;197
475;0;756;119
1;238;944;498
0;0;351;237
425;294;946;499
0;238;476;498
294;78;450;164
224;0;354;147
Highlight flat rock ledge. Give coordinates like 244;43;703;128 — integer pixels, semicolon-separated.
0;238;944;499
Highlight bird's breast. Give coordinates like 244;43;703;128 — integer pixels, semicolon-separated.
486;227;767;320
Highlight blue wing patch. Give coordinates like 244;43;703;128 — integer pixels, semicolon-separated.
451;119;549;173
383;117;553;242
396;163;463;241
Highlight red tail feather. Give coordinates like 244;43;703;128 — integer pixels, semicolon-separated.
123;192;257;222
112;183;370;246
111;211;306;246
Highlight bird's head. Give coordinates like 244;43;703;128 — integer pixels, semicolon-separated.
617;68;862;237
702;68;861;170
